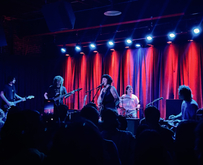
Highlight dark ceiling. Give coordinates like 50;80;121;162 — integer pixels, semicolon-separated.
0;0;203;48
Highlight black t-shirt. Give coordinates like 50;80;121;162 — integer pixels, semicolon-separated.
46;85;67;105
2;84;16;101
1;84;16;109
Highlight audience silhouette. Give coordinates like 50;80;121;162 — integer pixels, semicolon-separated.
0;99;202;165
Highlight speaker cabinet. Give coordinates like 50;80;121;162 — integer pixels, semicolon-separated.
126;118;140;135
166;99;182;119
41;1;75;32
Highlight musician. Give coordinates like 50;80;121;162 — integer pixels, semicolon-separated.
0;76;26;112
97;74;119;112
119;85;140;118
169;85;198;121
44;75;67;106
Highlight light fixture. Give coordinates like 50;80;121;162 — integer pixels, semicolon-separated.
104;3;122;16
61;48;66;53
104;10;122;16
146;35;153;41
89;43;96;50
75;45;81;52
168;32;176;40
125;39;132;46
192;27;201;37
107;41;114;47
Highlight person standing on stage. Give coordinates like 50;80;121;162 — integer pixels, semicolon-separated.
44;75;68;106
119;85;140;118
169;85;198;121
0;76;26;112
97;74;119;112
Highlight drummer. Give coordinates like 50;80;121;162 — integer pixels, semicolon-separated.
119;85;140;118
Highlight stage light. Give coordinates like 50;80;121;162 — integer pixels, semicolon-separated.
89;43;96;50
146;35;153;41
61;48;66;53
168;32;176;40
125;39;132;45
135;44;141;48
192;27;201;36
193;27;200;34
75;45;81;52
108;41;114;46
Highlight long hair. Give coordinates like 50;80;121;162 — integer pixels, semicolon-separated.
53;75;64;95
53;75;64;87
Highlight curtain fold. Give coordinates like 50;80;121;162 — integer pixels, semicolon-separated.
64;42;203;119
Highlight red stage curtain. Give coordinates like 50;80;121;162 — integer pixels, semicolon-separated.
64;42;203;119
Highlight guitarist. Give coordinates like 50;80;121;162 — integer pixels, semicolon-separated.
0;76;26;112
97;74;119;113
44;75;68;121
44;75;68;106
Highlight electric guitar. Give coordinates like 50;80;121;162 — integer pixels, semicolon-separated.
52;88;82;102
4;95;35;111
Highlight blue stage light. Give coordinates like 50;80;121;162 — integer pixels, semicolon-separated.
75;46;81;51
107;41;114;47
61;48;66;53
108;41;114;45
168;32;176;40
193;27;200;34
146;35;153;41
89;43;96;50
125;39;132;45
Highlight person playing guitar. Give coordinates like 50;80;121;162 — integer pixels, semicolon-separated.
97;74;119;114
44;75;82;122
44;75;68;106
0;76;26;113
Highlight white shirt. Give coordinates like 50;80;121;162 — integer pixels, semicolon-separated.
119;94;139;110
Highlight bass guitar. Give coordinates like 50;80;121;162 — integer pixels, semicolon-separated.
52;88;82;102
4;95;35;111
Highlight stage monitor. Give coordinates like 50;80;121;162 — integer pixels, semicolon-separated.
166;99;182;119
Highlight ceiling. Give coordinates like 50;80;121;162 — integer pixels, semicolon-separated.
0;0;203;49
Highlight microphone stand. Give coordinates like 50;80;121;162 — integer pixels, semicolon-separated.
91;87;101;103
85;86;102;103
146;97;163;107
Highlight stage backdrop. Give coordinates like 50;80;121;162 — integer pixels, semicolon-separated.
63;42;203;119
0;42;202;119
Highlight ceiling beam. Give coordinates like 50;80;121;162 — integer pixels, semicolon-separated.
26;12;184;38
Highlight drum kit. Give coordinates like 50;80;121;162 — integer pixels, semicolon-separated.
117;107;141;118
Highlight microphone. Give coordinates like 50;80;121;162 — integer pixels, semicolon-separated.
96;83;103;88
146;97;164;107
157;97;163;101
152;97;163;103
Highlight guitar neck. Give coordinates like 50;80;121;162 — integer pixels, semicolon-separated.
54;93;71;101
14;99;24;104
